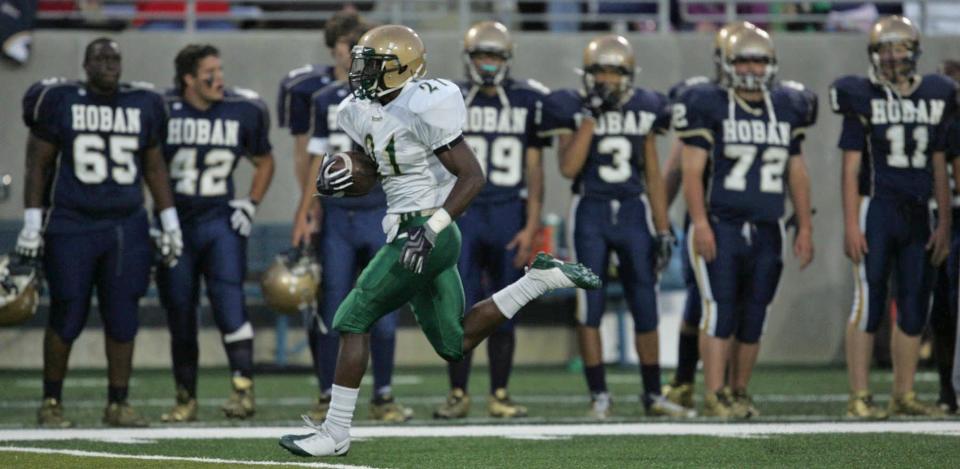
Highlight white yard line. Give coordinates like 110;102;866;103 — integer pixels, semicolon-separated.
1;421;959;442
0;446;384;469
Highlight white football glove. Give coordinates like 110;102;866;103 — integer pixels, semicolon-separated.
229;198;257;237
154;207;183;268
15;208;43;259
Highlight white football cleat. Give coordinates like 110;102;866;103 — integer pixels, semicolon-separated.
278;415;350;457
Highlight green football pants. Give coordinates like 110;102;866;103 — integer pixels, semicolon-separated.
332;216;466;361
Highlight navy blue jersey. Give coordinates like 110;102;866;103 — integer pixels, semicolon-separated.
309;81;386;210
668;75;712;104
277;64;335;135
22;78;167;234
163;88;272;224
539;88;671;199
830;74;957;204
458;78;550;203
675;82;817;222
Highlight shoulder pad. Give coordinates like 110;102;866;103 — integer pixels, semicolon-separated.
230;87;261;100
408;79;466;130
285;64;316;80
521;78;551;96
829;75;868;114
669;76;710;101
127;81;156;90
779;80;806;91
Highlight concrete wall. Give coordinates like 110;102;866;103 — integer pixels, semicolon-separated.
2;31;959;364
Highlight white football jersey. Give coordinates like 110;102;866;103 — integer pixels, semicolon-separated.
337;78;467;214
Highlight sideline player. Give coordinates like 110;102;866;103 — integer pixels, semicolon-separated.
831;16;954;418
540;34;685;418
431;20;548;420
157;44;275;421
677;26;816;417
19;38;181;427
662;21;757;411
279;24;600;457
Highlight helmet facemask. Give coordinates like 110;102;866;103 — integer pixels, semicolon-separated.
464;49;511;87
583;64;633;111
724;54;777;92
870;40;918;86
348;45;423;100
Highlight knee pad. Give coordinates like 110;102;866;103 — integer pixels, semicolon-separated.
701;303;735;339
896;310;926;337
47;299;89;344
632;310;659;333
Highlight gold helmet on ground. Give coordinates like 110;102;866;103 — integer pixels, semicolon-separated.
348;24;427;99
582;34;635;111
868;15;921;84
463;21;513;87
721;26;777;91
260;247;320;315
0;255;40;327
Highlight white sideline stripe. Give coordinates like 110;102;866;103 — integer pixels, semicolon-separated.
0;446;383;469
1;422;960;442
0;392;940;409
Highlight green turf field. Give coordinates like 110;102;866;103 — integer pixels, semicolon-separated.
0;366;957;468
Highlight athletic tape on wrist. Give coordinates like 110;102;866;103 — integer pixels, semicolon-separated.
159;207;181;232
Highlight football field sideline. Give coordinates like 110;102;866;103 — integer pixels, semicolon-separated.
2;421;960;442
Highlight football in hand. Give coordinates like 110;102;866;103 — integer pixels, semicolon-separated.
326;150;378;197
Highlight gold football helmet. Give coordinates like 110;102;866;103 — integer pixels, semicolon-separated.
463;21;513;87
868;16;920;84
260;247;320;315
0;255;40;327
714;21;757;81
582;34;635;111
349;24;427;99
721;26;777;91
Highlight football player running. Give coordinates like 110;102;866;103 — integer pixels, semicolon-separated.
540;35;686;418
832;16;954;418
676;26;816;418
20;38;180;427
290;22;414;423
430;21;549;420
156;44;275;422
279;25;600;457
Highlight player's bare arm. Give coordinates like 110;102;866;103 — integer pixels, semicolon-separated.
435;140;485;219
507;146;543;268
557;118;596;178
841;149;867;263
681;144;715;261
291;154;323;246
643;137;670;233
928;151;951;265
248;153;275;205
142;145;176;211
16;133;58;258
293;134;312;190
663;137;684;206
787;154;814;269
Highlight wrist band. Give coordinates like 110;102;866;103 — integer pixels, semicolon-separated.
24;208;42;231
159;207;180;231
425;208;452;235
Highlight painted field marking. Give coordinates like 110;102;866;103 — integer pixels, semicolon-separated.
0;445;384;469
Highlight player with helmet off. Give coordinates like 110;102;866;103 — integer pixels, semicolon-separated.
431;20;549;420
831;16;955;418
540;34;685;419
19;38;180;427
279;24;600;457
676;26;816;418
156;44;275;422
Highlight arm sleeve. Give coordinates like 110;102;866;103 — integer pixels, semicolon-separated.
537;91;576;137
286;87;313;135
789;90;818;156
146;92;168;149
527;96;550;148
246;100;272;156
946;119;960;161
652;91;672;135
838;115;866;151
932;85;957;152
308;93;332;155
22;82;62;144
674;90;715;151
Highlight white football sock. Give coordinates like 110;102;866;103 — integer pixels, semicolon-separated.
322;384;358;442
492;275;549;319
